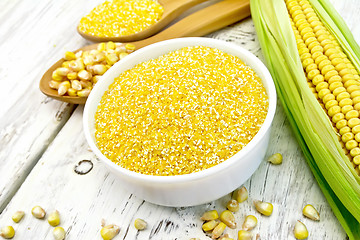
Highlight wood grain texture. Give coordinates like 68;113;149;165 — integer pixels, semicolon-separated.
0;0;359;239
0;0;87;211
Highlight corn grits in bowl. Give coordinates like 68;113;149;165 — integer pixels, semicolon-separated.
83;37;277;206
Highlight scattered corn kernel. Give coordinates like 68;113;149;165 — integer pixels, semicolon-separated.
242;215;257;231
238;230;252;240
106;41;116;51
211;222;226;239
93;64;107;75
75;50;83;58
11;211;25;223
94;52;106;63
47;210;60;227
62;61;71;68
80;80;92;89
226;199;239;212
267;153;283;165
58;81;70;96
64;51;76;61
254;200;273;216
201;210;219;221
98;43;106;51
202;220;218;232
233;186;248;203
100;224;120;240
77;88;92;97
134;218;147;230
125;43;136;51
94;46;268;176
0;226;15;239
83;55;95;66
77;70;92;81
119;52;129;60
31;206;46;219
294;220;309;239
302;204;320;221
52;71;63;81
53;226;66;240
78;0;164;37
67;72;78;80
69;60;84;72
56;67;70;77
71;80;82;91
67;88;77;96
219;210;236;229
105;53;119;65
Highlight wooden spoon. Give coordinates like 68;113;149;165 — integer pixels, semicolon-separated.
77;0;210;42
40;0;250;104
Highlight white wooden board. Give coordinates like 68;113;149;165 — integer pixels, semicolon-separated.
0;0;359;239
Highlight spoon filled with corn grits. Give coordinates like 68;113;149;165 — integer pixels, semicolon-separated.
40;0;250;104
77;0;210;42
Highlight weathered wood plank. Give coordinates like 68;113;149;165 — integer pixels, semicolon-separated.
0;0;89;211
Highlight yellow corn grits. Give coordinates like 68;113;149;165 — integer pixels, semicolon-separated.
79;0;164;37
94;46;269;176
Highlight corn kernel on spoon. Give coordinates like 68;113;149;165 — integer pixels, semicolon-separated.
77;0;211;42
40;0;250;104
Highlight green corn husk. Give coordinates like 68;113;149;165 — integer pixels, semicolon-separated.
250;0;360;238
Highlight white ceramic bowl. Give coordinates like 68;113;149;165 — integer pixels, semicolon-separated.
83;37;277;207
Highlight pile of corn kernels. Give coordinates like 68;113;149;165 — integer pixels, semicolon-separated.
49;42;135;97
94;46;269;176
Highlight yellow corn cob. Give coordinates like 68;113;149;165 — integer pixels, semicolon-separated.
285;0;360;173
251;0;360;238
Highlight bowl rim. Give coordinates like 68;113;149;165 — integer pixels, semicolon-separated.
83;37;277;183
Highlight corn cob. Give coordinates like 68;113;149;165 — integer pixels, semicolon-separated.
251;0;360;239
287;0;360;171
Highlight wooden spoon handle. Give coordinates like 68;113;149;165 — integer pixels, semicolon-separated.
160;0;211;13
127;0;212;42
156;0;211;30
133;0;250;49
